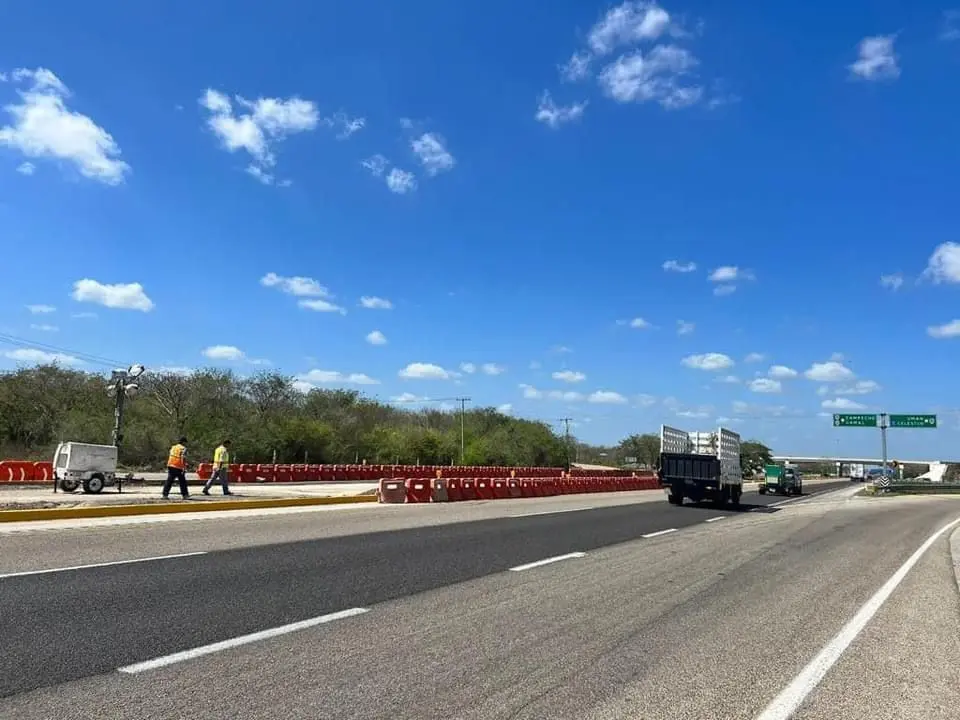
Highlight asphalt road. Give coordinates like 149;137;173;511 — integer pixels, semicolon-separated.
4;480;958;719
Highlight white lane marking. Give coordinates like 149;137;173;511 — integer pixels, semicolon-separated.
755;515;960;720
509;552;586;572
118;607;369;674
768;496;806;508
510;507;595;518
642;528;677;539
0;551;208;579
705;517;725;523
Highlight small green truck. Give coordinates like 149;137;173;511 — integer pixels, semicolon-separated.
759;464;803;496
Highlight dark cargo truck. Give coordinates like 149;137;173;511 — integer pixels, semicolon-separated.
658;424;743;507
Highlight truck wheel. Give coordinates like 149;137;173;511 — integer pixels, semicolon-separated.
59;477;80;493
667;492;683;505
714;487;730;508
83;474;105;494
731;487;742;508
758;486;766;495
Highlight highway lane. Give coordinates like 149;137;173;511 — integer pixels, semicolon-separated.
1;488;957;718
0;482;852;699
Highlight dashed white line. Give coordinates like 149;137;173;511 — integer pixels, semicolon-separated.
118;607;370;674
510;507;595;518
0;552;207;579
754;515;960;720
705;517;725;523
509;552;586;572
642;528;677;539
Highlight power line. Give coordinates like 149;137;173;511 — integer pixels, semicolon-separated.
0;331;126;369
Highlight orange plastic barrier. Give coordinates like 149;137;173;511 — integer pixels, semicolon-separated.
0;461;28;482
431;477;449;502
378;478;407;503
33;461;53;482
405;477;431;503
461;477;478;501
446;477;463;502
506;477;522;499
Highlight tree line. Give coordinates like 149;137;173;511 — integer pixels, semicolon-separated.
0;365;779;472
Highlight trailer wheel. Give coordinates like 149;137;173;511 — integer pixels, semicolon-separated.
83;474;105;494
59;477;80;493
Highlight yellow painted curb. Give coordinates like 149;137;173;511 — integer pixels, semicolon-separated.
0;494;378;523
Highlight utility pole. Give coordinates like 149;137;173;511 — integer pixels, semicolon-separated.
108;364;145;447
880;412;889;480
560;417;573;470
456;397;471;464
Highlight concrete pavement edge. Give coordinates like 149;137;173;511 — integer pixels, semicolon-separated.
0;495;378;523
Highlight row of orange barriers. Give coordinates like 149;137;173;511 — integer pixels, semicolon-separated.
193;463;629;483
377;473;661;503
0;460;54;483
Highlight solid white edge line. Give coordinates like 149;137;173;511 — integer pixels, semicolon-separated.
0;552;208;579
705;517;725;523
754;515;960;720
118;607;370;674
509;552;586;572
509;507;595;518
642;528;677;538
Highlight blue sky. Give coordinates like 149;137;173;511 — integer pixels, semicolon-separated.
2;0;960;459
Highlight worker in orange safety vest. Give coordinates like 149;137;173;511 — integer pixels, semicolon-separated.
162;436;190;500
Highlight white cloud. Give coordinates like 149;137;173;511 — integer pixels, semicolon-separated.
298;369;379;386
459;363;477;374
677;408;710;418
822;397;867;411
0;68;130;185
16;161;35;175
928;319;960;339
202;345;246;361
924;242;960;284
941;10;960;41
520;383;542;399
551;345;573;354
3;348;82;366
198;88;318;184
553;370;586;383
636;393;657;406
71;311;96;319
749;377;782;394
497;403;513;414
835;380;881;395
713;284;736;296
804;361;855;382
629;317;651;329
153;366;192;376
72;279;154;312
29;323;58;332
588;390;627;404
744;352;766;364
359;296;393;310
716;375;740;384
323;111;365;139
392;392;429;403
260;272;330;298
482;363;505;376
26;304;55;314
879;273;903;290
598;46;703;109
386;167;417;194
399;362;454;380
849;35;900;81
520;384;584;402
535;91;587;128
366;330;387;346
559;52;593;82
768;365;798;379
411;132;455;176
587;1;675;55
677;320;695;335
708;265;753;282
682;352;734;371
663;259;696;272
298;299;347;314
360;154;389;177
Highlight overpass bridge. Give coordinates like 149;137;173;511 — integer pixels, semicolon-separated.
772;456;950;466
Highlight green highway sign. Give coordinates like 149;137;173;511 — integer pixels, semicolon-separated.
833;413;878;427
889;414;937;429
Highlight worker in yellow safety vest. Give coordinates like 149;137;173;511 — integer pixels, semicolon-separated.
162;436;190;500
203;439;234;496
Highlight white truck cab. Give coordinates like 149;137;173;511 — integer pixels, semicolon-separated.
54;442;119;494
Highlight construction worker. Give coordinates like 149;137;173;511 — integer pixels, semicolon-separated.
203;439;233;496
162;436;190;500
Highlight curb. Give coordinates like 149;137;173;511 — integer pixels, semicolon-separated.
951;526;960;596
0;495;378;523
